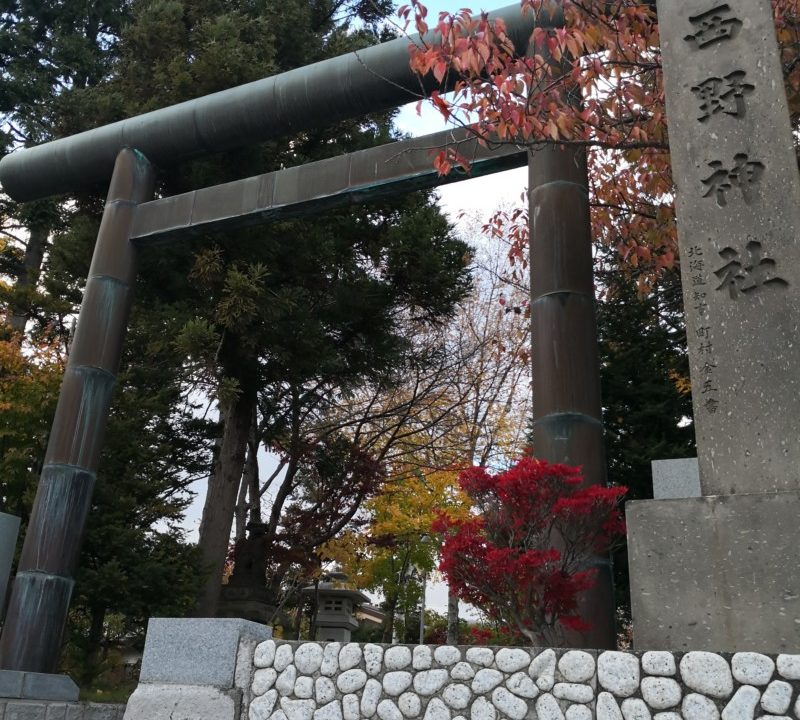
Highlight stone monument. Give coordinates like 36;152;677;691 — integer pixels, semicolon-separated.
627;0;800;651
217;523;275;624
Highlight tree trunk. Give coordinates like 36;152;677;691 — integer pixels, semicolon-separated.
80;605;106;686
195;388;255;616
9;222;49;335
446;587;459;645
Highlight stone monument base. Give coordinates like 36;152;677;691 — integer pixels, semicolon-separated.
123;618;270;720
627;491;800;653
216;584;275;625
0;669;79;701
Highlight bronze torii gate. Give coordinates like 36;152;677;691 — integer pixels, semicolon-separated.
0;1;612;673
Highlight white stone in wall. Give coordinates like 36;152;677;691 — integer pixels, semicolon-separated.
652;714;681;720
553;683;594;704
253;668;278;696
361;679;383;717
682;693;721;720
295;644;324;675
337;669;368;694
597;692;624;720
452;715;467;720
559;651;595;683
377;699;404;720
471;669;504;694
776;654;800;680
495;648;530;673
414;645;433;670
721;685;760;720
399;692;422;718
760;680;792;715
343;694;360;720
534;693;565;720
506;671;539;699
280;698;316;720
321;643;341;677
424;697;452;720
795;693;800;718
470;696;497;720
271;711;289;720
314;701;343;720
255;640;277;669
732;653;775;686
620;698;651;720
275;645;294;673
680;652;734;699
383;671;413;696
491;686;529;720
365;644;384;676
385;646;412;671
294;676;314;699
466;648;494;668
565;705;593;720
414;669;449;695
640;677;681;710
641;652;676;677
598;652;640;697
339;644;362;672
276;666;297;696
451;662;475;681
434;646;462;666
250;690;279;720
442;683;472;710
316;677;336;706
530;649;557;691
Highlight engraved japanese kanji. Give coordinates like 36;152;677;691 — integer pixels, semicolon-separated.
691;71;755;121
713;240;789;298
701;154;764;206
684;4;743;48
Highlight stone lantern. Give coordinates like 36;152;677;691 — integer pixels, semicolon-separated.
302;572;370;642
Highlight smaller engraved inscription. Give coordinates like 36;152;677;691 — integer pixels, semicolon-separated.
691;71;755;121
684;4;743;48
701;154;764;207
713;239;789;298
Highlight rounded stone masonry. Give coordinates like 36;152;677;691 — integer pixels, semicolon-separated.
640;677;682;710
246;641;800;720
760;679;792;715
529;649;557;691
598;652;640;697
558;651;595;683
641;651;676;677
434;646;462;666
682;693;720;720
731;652;774;685
679;652;733;698
495;648;530;673
384;646;412;671
620;698;650;720
720;685;760;719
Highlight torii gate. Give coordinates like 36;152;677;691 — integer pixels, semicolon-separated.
0;1;613;674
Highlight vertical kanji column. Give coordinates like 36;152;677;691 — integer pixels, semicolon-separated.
0;149;155;672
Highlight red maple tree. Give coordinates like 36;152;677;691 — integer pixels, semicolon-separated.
433;457;625;645
400;0;800;292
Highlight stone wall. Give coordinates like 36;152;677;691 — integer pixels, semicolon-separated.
0;700;126;719
248;641;800;720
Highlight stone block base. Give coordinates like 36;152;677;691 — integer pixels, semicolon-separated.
627;491;800;652
0;670;79;701
122;617;271;720
0;699;125;719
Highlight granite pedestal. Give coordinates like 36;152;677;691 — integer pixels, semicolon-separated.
122;618;270;720
628;491;800;652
